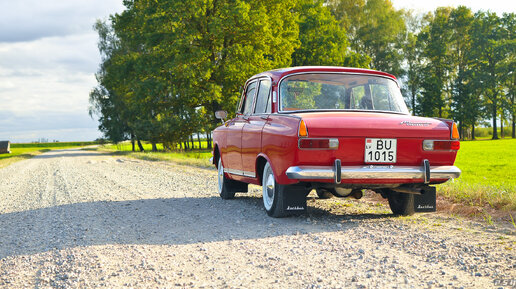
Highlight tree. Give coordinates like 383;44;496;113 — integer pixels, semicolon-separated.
499;13;516;138
91;0;300;148
292;0;369;67
470;11;505;139
401;11;425;114
328;0;406;76
418;8;453;118
448;6;476;139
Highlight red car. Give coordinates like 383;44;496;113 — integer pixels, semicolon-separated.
211;66;460;217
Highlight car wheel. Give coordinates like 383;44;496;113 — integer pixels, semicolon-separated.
387;191;415;216
316;189;334;199
262;162;288;217
218;158;236;199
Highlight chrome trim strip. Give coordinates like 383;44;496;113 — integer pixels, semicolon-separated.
223;168;256;178
285;165;461;181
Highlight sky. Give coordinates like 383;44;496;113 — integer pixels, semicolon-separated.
0;0;125;143
0;1;514;143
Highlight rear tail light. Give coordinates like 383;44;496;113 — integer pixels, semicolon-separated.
451;122;460;140
299;138;339;150
423;140;460;151
298;120;308;137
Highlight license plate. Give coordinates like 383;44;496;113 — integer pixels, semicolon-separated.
365;138;397;163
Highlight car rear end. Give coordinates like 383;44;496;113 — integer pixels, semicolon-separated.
274;68;460;215
284;112;461;187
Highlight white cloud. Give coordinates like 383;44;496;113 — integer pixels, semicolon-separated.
0;0;125;42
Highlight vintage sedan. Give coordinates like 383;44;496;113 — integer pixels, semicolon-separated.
211;66;460;217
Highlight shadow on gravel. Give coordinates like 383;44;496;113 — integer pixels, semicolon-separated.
0;196;394;259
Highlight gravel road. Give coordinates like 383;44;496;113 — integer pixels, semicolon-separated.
0;148;514;288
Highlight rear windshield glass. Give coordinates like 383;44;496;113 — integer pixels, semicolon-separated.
279;73;409;114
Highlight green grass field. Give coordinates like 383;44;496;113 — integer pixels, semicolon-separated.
438;138;516;211
0;142;98;168
107;138;516;211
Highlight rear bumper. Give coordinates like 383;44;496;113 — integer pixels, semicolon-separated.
285;159;460;184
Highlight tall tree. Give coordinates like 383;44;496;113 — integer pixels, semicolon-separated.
449;6;476;139
418;8;453;118
499;13;516;138
470;11;505;139
401;11;425;114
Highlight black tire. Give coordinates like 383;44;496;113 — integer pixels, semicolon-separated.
262;162;289;217
387;191;415;216
217;158;236;199
316;189;334;199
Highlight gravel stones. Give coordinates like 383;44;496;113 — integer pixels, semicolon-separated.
0;149;514;288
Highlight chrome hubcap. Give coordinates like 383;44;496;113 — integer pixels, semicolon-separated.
263;164;274;210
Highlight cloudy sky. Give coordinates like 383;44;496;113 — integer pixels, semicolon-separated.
0;0;125;143
0;1;514;143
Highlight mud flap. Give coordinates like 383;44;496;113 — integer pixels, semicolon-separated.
282;187;308;215
414;186;436;212
226;179;248;193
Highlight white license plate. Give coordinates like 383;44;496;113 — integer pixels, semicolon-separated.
365;138;397;163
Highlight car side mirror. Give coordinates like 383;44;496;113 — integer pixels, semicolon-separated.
215;110;228;124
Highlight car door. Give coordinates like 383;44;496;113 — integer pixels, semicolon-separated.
224;80;258;174
241;78;272;177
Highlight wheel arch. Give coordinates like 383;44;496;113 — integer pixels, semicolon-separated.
213;143;220;168
256;153;274;184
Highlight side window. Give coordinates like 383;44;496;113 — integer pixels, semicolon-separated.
241;81;257;115
254;79;272;114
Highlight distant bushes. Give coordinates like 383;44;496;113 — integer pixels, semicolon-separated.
473;127;513;139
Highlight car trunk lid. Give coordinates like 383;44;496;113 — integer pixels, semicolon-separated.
294;111;450;139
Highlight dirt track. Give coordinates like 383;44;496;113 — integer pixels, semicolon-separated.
0;149;514;288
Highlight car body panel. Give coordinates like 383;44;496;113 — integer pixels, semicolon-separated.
212;66;459;189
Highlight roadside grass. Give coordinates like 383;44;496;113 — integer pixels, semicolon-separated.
100;142;212;168
0;142;98;169
110;141;210;151
438;138;516;211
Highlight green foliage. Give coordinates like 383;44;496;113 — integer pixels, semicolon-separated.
292;0;368;67
91;0;371;146
90;1;515;145
328;0;406;75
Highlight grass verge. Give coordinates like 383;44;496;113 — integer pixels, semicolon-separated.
0;142;98;169
98;144;212;168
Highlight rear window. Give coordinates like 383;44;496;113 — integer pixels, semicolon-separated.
279;73;409;114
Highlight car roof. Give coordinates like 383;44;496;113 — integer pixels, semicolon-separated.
248;66;397;84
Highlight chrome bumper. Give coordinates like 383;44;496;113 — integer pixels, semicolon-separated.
285;159;461;184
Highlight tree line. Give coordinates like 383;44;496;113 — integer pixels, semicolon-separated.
89;0;515;151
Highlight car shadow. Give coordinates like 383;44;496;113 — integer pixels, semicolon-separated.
0;195;394;259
